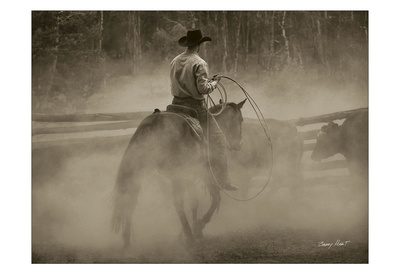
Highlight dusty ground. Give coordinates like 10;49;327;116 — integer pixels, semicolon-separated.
32;143;368;263
32;225;368;264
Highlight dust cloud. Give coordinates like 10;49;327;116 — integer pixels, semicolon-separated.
32;143;368;262
32;59;368;263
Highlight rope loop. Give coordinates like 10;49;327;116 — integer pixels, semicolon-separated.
206;82;227;116
205;75;274;202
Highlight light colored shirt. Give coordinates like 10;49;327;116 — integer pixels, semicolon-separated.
170;50;216;100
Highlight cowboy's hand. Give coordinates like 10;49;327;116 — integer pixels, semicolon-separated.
212;74;221;82
211;80;219;90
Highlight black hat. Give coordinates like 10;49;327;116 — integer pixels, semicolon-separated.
178;29;212;47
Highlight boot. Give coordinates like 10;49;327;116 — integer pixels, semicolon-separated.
207;134;239;191
210;160;239;191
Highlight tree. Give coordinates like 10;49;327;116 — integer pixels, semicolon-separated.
32;11;106;112
99;11;103;52
233;12;242;74
32;11;368;112
242;12;250;71
221;11;229;73
280;11;291;65
127;11;142;75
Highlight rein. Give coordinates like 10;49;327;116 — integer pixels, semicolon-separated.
205;76;274;202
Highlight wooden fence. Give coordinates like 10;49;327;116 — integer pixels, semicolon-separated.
32;107;368;180
292;107;368;184
32;111;151;149
291;107;367;150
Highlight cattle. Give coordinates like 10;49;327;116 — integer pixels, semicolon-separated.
227;118;304;198
311;109;368;181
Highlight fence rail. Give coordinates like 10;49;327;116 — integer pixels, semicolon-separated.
32;108;367;150
293;107;368;178
32;107;368;186
289;107;368;126
32;111;151;123
32;121;140;136
32;134;132;150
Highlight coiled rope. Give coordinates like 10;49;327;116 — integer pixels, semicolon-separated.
205;76;274;202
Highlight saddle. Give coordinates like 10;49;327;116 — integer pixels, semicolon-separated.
153;104;204;142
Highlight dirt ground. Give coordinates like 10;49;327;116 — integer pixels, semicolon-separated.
32;142;368;264
32;224;368;264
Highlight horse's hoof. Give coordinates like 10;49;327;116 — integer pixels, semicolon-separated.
193;220;204;239
193;229;204;239
195;233;204;240
184;237;198;249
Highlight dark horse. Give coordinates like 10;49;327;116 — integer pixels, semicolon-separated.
112;100;246;248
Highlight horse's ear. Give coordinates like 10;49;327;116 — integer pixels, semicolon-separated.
237;99;247;109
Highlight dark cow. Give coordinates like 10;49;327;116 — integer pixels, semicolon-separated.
228;118;303;197
311;109;368;181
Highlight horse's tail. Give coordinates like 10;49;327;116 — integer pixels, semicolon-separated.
111;116;158;234
111;143;142;234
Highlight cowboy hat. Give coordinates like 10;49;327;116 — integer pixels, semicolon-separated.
178;29;212;47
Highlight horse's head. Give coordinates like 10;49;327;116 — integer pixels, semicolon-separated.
212;99;246;151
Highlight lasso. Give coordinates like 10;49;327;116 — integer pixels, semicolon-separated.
205;76;274;202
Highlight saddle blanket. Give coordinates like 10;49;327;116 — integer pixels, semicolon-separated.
153;105;204;142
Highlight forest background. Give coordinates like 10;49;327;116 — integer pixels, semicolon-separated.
32;11;368;118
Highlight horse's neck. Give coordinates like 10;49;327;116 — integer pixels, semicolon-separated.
213;109;230;126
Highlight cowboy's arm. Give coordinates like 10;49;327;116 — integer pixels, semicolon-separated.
195;62;219;94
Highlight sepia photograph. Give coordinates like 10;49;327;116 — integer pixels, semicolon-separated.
29;9;371;265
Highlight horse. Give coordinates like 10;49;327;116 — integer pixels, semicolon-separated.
111;100;247;248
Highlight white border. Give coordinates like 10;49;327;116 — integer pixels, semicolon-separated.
2;2;399;273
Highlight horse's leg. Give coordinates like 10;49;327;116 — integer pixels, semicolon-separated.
198;182;221;234
187;181;199;222
187;179;202;238
122;215;132;249
172;182;194;243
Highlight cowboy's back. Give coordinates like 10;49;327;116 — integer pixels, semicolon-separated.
170;52;214;100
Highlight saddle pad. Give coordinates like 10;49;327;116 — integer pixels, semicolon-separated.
181;113;204;142
166;104;198;119
153;108;204;142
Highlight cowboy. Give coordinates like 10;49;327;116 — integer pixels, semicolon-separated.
170;29;238;191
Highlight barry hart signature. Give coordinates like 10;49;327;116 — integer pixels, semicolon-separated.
318;240;350;249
